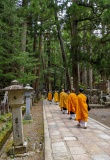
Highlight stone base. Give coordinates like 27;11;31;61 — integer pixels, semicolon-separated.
105;102;110;107
13;141;28;155
24;114;32;120
105;102;110;105
89;104;105;108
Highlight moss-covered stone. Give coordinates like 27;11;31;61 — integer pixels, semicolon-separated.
0;107;26;151
0;112;12;122
4;139;14;155
0;123;12;151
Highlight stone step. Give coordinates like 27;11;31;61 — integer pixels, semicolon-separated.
89;104;106;108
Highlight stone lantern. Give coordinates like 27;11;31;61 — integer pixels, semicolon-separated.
1;80;27;155
24;84;33;120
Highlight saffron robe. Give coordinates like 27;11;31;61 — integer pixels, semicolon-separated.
68;93;78;114
54;92;59;102
59;91;65;109
47;92;52;101
76;93;88;122
61;92;68;109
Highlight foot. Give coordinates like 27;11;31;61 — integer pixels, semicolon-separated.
66;111;68;114
77;123;80;127
84;126;87;129
69;117;72;119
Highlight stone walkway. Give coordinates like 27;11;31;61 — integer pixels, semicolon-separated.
43;100;110;160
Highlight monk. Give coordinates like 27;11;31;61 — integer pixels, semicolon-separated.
47;91;53;104
76;88;88;129
54;90;59;104
68;88;78;119
59;89;65;111
61;90;68;114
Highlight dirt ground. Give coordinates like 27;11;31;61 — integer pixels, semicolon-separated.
0;101;44;160
89;108;110;128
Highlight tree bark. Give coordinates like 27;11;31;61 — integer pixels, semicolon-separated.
71;12;79;93
88;67;93;89
82;67;87;86
21;0;28;73
35;29;42;91
78;63;80;84
54;11;71;91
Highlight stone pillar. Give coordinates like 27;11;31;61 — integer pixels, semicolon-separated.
24;84;33;120
24;94;32;120
107;80;110;94
100;90;104;105
1;80;27;155
101;90;103;99
12;105;24;145
4;91;9;113
30;94;33;108
0;101;5;115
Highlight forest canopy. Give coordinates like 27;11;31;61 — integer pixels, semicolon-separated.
0;0;110;93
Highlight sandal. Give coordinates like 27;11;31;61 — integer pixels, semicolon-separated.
77;123;80;127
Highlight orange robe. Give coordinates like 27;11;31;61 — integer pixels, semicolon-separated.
76;93;88;122
47;92;52;101
68;93;78;114
61;92;68;109
54;92;59;102
59;91;64;109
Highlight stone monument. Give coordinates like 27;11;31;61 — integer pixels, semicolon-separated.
24;84;33;120
1;80;27;155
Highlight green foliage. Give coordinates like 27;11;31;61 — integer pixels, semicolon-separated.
18;72;37;85
0;0;22;87
23;119;33;124
0;113;12;122
0;0;110;90
78;84;86;91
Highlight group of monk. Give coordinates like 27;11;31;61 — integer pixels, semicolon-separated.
47;88;89;129
47;90;59;104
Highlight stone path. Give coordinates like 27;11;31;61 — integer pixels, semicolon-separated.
43;100;110;160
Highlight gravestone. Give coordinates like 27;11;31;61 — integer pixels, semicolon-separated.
106;80;110;94
94;95;98;104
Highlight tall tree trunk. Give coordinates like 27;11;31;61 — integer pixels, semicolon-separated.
21;22;27;73
32;24;38;89
21;0;28;74
35;29;42;91
42;36;48;91
88;67;93;89
32;21;42;99
47;32;52;91
71;13;79;93
54;11;71;91
82;67;87;86
88;44;93;89
78;63;80;84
